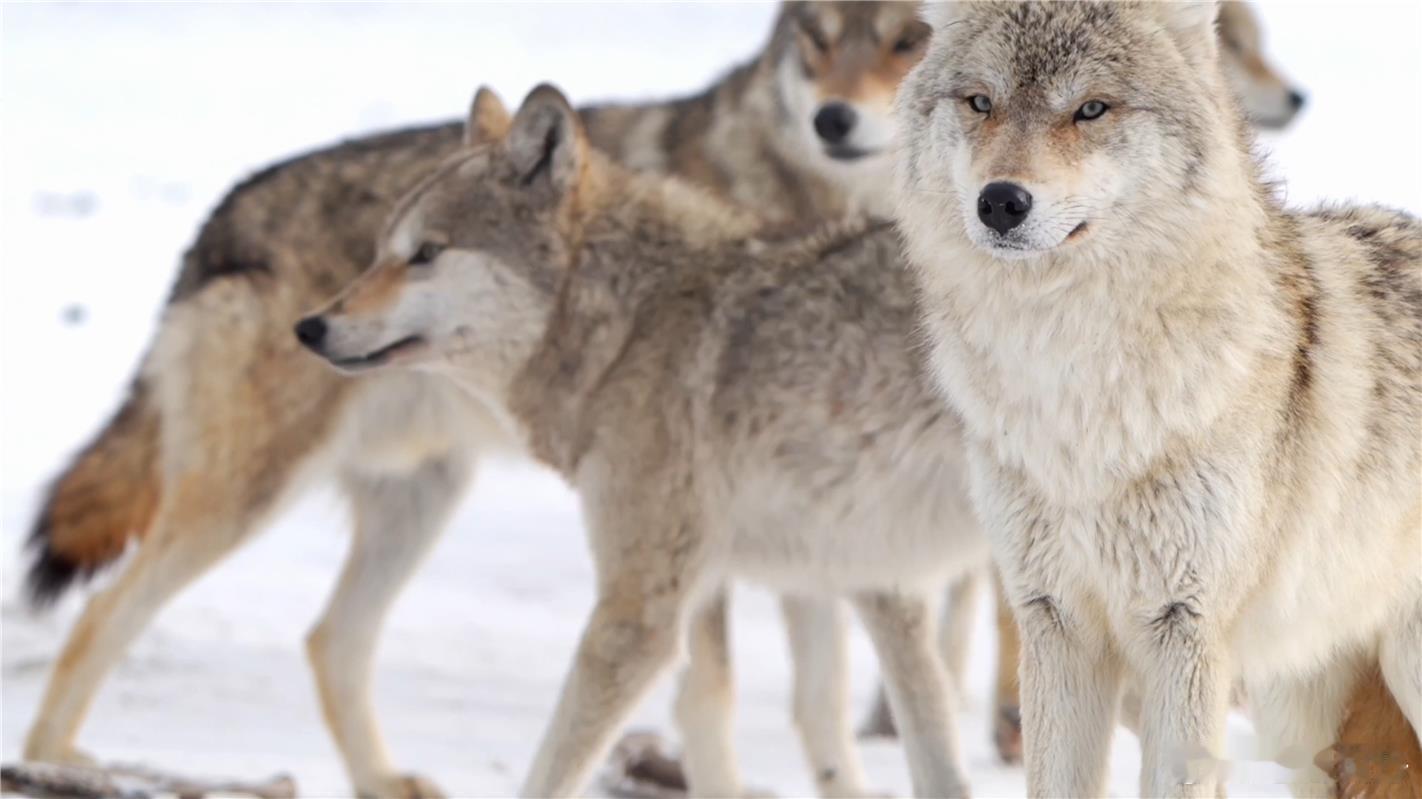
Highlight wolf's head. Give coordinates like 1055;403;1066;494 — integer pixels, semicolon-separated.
1217;2;1304;130
897;2;1257;266
296;86;587;400
772;2;928;172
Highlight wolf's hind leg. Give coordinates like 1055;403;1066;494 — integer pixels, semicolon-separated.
853;590;968;799
23;471;277;764
990;570;1024;764
308;453;473;799
1247;657;1361;799
859;571;983;745
939;569;982;698
674;588;744;798
781;595;871;798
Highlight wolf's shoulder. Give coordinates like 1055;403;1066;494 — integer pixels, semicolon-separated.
1306;203;1422;263
199;120;462;232
1300;203;1421;320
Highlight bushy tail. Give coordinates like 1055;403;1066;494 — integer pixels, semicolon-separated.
25;379;162;608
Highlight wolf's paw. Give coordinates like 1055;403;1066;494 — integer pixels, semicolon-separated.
21;742;96;768
993;703;1023;765
813;771;893;799
361;772;447;799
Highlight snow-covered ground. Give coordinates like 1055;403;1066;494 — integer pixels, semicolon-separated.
2;3;1418;797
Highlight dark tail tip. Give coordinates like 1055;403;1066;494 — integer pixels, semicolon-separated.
24;518;83;610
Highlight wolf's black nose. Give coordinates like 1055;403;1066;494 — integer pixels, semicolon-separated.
1288;90;1307;111
295;316;327;350
813;103;857;145
977;182;1033;235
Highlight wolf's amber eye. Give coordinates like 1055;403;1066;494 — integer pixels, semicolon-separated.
1075;100;1109;122
410;242;445;266
968;95;992;114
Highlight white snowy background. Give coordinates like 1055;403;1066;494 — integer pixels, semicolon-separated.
1;3;1419;797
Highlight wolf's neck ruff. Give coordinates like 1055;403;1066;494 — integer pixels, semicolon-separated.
894;3;1290;503
903;189;1281;503
504;160;762;473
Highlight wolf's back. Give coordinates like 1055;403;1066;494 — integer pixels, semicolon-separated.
19;67;796;608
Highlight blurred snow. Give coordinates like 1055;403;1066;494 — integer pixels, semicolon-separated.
1;3;1417;797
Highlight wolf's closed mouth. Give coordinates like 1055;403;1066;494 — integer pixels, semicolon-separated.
826;145;875;162
332;335;425;369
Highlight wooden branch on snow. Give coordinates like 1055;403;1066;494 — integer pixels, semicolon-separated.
0;761;295;799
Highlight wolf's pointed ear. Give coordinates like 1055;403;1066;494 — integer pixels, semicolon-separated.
1156;1;1219;64
505;84;587;198
465;86;511;148
920;2;968;32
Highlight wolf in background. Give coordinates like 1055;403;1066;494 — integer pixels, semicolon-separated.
20;4;950;798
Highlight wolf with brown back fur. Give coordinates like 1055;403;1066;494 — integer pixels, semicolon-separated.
19;1;1336;793
20;5;968;798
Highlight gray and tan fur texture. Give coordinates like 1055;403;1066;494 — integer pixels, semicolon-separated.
20;4;949;798
897;2;1421;797
303;84;992;799
18;2;1315;794
585;1;927;225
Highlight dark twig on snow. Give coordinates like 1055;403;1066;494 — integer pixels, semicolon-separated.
599;730;689;799
0;761;296;799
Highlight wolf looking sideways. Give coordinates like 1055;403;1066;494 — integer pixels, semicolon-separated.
300;81;990;799
897;2;1421;797
19;4;934;798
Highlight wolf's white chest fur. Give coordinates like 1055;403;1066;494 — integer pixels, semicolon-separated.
925;257;1265;505
918;241;1420;682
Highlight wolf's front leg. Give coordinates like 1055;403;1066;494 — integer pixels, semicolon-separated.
520;479;705;799
853;590;969;798
520;587;689;797
1016;593;1122;799
1133;604;1230;799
